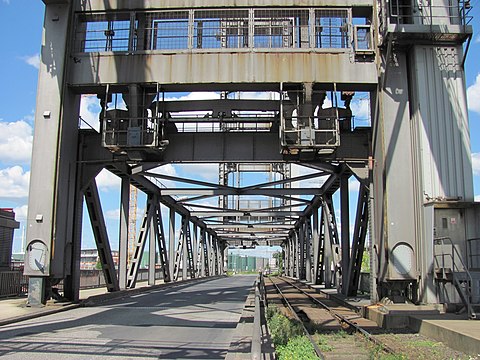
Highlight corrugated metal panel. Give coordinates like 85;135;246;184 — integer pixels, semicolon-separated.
412;45;473;201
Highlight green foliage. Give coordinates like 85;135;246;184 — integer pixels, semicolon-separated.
266;305;303;347
276;336;318;360
361;249;371;273
313;333;335;352
368;344;407;360
273;252;283;272
95;260;102;270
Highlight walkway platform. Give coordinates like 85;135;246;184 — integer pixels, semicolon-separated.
309;283;480;356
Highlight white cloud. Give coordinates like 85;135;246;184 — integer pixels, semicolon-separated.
467;74;480;114
348;177;360;192
177;164;219;183
22;54;40;69
0;120;33;165
165;92;220;101
149;164;178;188
475;195;480;202
0;166;30;199
105;208;120;220
96;169;120;191
13;205;28;221
80;95;101;131
291;164;328;188
472;153;480;176
350;98;370;123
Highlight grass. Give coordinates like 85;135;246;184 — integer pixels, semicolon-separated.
266;305;319;359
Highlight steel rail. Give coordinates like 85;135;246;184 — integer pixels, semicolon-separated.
279;276;397;355
268;277;326;360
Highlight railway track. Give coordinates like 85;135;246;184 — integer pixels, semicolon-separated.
265;276;396;359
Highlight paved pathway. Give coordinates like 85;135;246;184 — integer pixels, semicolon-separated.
0;276;255;359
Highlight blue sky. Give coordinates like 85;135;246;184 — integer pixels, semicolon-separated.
0;1;479;256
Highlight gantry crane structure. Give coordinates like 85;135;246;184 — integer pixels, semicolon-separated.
25;0;479;318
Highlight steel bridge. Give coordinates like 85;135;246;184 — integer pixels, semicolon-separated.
26;0;479;318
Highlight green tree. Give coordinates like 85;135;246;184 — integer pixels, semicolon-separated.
273;252;283;273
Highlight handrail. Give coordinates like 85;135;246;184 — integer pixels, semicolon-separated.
467;237;480;269
251;277;262;360
434;236;471;277
433;236;474;317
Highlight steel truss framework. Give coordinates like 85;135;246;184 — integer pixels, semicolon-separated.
25;1;476;311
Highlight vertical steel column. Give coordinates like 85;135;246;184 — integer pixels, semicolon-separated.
193;224;198;278
298;223;306;280
305;217;312;283
215;239;221;275
148;214;156;285
312;209;321;284
340;175;350;295
169;208;175;280
292;229;300;278
200;229;206;277
208;233;214;276
346;185;369;296
118;178;129;290
25;2;76;305
152;202;171;282
323;204;333;288
289;234;295;277
284;239;290;276
182;216;189;280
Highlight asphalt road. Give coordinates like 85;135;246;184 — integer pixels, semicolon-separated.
0;275;256;359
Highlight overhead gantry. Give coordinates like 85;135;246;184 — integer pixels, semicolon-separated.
27;0;479;318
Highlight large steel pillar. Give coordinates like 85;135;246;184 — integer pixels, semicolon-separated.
24;2;78;305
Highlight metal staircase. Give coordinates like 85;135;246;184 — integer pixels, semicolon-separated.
433;237;480;319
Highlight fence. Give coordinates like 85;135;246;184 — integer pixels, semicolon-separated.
0;269;163;298
0;271;28;298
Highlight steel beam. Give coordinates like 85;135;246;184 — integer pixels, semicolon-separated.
161;188;328;196
118;177;129;290
340;175;350;295
346;185;369;296
169;208;176;279
84;180;120;292
127;195;155;288
149;216;156;285
153;202;171;282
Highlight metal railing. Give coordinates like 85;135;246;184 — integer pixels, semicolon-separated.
281;115;340;149
74;7;364;53
388;0;472;26
102;115;160;148
467;238;480;269
0;271;28;298
252;272;266;360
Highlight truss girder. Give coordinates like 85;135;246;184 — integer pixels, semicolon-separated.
346;184;369;296
126;195;156;288
84;180;120;292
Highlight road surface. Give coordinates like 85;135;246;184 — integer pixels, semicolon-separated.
0;275;255;359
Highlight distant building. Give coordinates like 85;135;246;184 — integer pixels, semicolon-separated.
227;254;268;273
0;209;20;270
80;249;119;270
11;253;24;270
